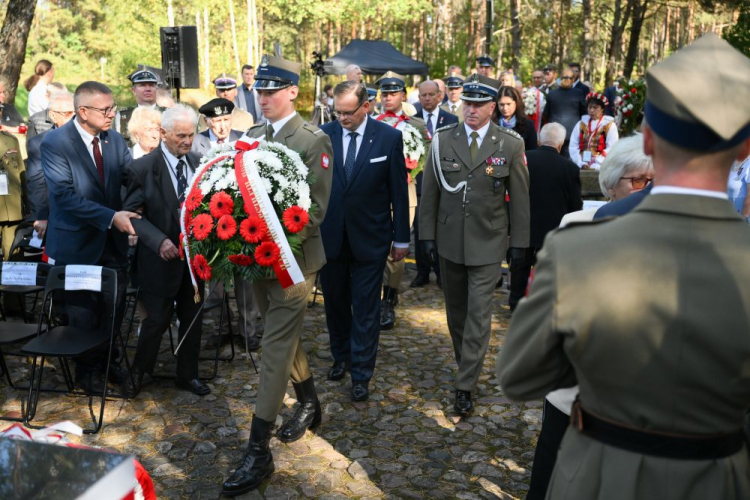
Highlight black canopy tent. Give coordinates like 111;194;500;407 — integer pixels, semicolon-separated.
324;40;429;76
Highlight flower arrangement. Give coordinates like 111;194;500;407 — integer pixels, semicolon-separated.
378;115;426;182
615;77;647;137
522;87;538;117
180;138;316;296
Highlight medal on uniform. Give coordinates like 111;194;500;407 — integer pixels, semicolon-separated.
486;166;494;175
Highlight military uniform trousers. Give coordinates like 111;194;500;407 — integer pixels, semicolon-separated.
384;181;417;288
440;256;502;392
0;220;21;260
251;274;315;421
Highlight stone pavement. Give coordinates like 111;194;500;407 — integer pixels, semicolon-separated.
0;269;542;499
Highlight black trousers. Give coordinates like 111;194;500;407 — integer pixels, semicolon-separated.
133;265;204;380
509;247;537;311
320;237;387;383
413;202;440;279
527;399;570;500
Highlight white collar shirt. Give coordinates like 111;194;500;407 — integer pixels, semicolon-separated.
73;117;100;164
464;120;491;148
268;111;297;138
651;185;729;200
421;108;439;133
160;142;194;196
342;117;368;160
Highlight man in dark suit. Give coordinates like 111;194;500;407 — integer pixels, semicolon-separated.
319;81;410;401
122;105;209;397
41;81;140;392
237;64;262;122
509;122;582;310
568;62;590;95
27;91;75;238
411;80;459;287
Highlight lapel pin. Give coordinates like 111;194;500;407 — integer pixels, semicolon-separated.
369;139;373;143
491;136;496;140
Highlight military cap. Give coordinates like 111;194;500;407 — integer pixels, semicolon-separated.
461;73;501;102
542;64;557;72
444;75;464;89
253;55;301;89
645;33;750;152
199;98;235;118
213;73;238;90
129;68;158;85
365;84;378;102
476;56;494;67
375;71;406;93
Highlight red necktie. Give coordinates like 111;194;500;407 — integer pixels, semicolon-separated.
92;136;105;188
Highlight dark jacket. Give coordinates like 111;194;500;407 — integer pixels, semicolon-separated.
26;130;51;220
27;110;54;140
542;88;587;139
527;145;582;248
504;118;538;152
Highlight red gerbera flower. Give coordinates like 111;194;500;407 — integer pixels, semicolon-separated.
192;213;214;241
282;206;309;233
228;254;254;266
255;241;280;267
209;191;234;219
185;188;203;211
192;253;212;280
239;216;268;244
178;233;185;260
216;215;238;240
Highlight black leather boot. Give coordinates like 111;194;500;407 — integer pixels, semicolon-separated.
222;416;275;496
277;376;321;443
380;286;396;330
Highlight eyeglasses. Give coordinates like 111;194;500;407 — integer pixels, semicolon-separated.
336;100;365;118
621;176;652;189
81;105;118;116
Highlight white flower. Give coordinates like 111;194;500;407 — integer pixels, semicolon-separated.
262;177;272;193
297;182;311;211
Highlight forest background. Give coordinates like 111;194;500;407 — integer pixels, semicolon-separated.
0;0;747;118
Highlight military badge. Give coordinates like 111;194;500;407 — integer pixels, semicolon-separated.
214;106;224;116
486;157;506;166
485;166;494;175
321;153;330;169
260;55;268;67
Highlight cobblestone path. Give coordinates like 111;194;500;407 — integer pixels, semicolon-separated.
0;269;541;499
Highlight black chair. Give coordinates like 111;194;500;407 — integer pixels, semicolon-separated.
307;272;322;308
22;266;121;434
0;262;52;422
0;222;46;323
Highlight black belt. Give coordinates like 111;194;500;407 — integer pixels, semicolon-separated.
570;401;745;460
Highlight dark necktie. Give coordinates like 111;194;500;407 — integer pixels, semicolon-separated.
344;131;358;181
92;136;105;188
470;131;479;162
426;113;434;136
265;124;273;141
176;159;187;204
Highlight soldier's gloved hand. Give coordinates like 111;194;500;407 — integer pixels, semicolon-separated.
422;240;438;268
509;247;528;267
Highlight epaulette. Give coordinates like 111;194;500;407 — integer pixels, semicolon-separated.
498;127;523;142
435;122;459;134
247;122;265;131
302;122;324;135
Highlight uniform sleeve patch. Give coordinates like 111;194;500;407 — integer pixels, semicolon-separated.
321;153;330;169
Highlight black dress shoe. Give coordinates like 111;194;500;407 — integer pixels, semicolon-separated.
454;390;473;416
175;378;211;396
327;361;347;381
222;416;275;496
107;363;128;385
380;287;396;330
410;274;429;287
351;381;369;402
121;368;144;399
76;371;106;395
436;275;442;288
277;377;321;443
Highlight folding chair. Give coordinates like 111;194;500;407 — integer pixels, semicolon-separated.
22;266;120;434
0;222;45;323
307;272;322;308
0;262;52;422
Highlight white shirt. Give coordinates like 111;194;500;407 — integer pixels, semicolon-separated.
421;108;439;134
267;111;297;138
131;143;147;160
73;117;101;164
651;185;729;200
464;121;491;147
342;118;368;160
160;142;194;197
27;81;49;116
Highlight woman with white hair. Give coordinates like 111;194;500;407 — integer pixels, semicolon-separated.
127;107;162;159
560;134;654;225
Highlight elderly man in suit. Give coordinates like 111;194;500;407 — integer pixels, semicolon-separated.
497;34;750;500
41;81;140;393
420;73;530;416
222;55;333;497
509;122;582;311
122;104;210;397
320;81;410;402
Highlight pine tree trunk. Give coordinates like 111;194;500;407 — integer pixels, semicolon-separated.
623;0;649;78
605;0;634;85
582;0;593;78
0;0;37;102
510;0;521;73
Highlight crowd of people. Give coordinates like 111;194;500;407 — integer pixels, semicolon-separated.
2;31;749;498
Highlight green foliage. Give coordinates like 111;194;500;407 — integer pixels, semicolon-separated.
724;7;750;57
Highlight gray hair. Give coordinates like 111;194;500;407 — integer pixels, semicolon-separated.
48;91;73;110
598;134;654;197
539;123;566;147
161;104;198;132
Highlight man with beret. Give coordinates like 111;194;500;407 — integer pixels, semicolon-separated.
440;75;464;120
213;73;254;131
222;54;333;497
374;71;427;330
476;56;494;77
116;67;163;145
420;73;530;417
197;98;243;149
497;33;750;500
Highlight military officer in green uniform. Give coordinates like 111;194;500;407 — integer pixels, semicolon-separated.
440;75;464;120
419;73;530;416
497;33;750;500
222;55;333;497
115;67;162;146
0;129;25;259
